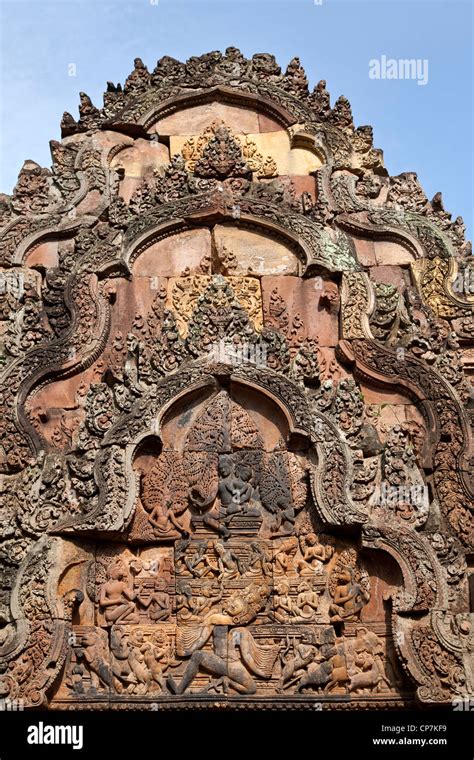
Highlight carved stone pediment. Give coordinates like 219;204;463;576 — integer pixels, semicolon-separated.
0;50;472;711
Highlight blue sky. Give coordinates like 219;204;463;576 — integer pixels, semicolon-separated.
0;0;472;239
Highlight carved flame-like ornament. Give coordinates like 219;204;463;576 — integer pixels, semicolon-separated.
0;49;472;711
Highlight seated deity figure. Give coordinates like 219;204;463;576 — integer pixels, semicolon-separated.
99;564;138;626
214;541;244;579
244;542;272;577
329;566;370;622
296;533;333;575
184;541;219;578
146;497;188;537
294;581;319;620
270;494;296;535
128;558;170;621
189;580;223;620
147;578;171;622
176;580;193;622
218;455;261;521
273;579;294;623
273;538;298;575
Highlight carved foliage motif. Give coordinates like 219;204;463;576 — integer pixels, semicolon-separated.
166;275;263;339
181;120;278;179
0;49;472;711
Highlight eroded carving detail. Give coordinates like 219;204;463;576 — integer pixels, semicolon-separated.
0;49;471;712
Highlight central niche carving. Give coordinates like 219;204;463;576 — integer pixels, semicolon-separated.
51;384;406;702
132;387;306;542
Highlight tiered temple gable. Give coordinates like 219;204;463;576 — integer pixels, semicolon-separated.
0;50;472;710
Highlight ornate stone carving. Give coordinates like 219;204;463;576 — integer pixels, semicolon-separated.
182;120;277;179
411;256;474;318
0;49;471;712
328;549;370;623
166;275;263;339
341;272;375;339
194;125;251;180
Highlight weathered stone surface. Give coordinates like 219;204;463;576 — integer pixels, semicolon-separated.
281;174;316;202
374;240;415;266
352;237;377;267
369;265;409;292
111;138;170;178
26;241;59;269
0;49;472;713
213;224;299;275
152;101;267;136
261;275;339;347
134;229;212;277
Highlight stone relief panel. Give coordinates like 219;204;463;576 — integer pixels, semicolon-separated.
50;533;408;704
1;49;472;711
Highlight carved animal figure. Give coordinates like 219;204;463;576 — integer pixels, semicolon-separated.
296;660;333;692
349;661;386;693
